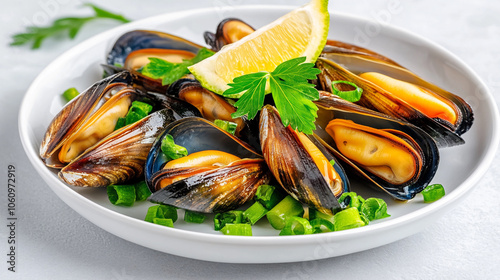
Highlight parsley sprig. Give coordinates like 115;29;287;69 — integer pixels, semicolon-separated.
10;4;130;49
140;48;215;86
224;57;321;134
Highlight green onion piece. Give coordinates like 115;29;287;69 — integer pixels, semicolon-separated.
125;110;143;125
161;134;188;161
254;185;286;210
333;207;367;231
266;195;304;230
114;117;126;130
309;208;335;224
107;185;135;207
144;205;178;223
214;119;238;135
129;100;153;116
360;197;391;221
152;218;174;228
134;181;152;201
184;210;206;224
310;218;335;233
214;211;248;231
331;80;363;102
220;224;252;236
62;87;79;102
243;201;268;225
421;184;445;203
279;216;313;236
339;192;366;210
329;159;335;166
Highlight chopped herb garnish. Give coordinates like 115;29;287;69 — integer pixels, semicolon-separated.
330;80;363;102
134;181;152;201
184;210;206;224
279;216;313;236
10;4;130;49
161;134;188;161
421;184;445;202
243;202;268;225
214;211;248;231
339;192;366;210
254;185;286;210
224;57;321;134
107;185;135;207
333;207;367;231
114;100;152;130
141;48;215;85
360;198;390;221
220;224;252;236
144;205;178;223
214;119;238;135
152;218;174;228
266;195;304;230
62;87;79;102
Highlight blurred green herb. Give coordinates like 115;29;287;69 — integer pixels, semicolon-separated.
10;3;130;49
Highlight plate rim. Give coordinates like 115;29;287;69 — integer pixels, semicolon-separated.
18;5;500;254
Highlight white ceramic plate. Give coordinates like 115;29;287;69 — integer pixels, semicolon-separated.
19;6;499;263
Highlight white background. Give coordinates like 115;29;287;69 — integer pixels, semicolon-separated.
1;0;499;279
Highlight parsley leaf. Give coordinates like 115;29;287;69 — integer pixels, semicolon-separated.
10;3;130;49
223;57;321;134
141;48;215;86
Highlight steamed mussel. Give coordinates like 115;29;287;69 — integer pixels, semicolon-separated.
314;92;439;200
317;43;473;144
146;117;271;213
260;105;349;215
40;71;202;187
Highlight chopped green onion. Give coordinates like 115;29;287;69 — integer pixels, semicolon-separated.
62;87;79;102
421;184;445;203
114;117;126;130
360;197;390;221
214;119;238;135
339;192;366;210
214;211;248;231
331;80;363;102
333;207;367;231
310;218;335;233
144;205;178;223
130;100;153;116
243;202;268;225
161;134;188;160
266;195;304;230
114;100;153;130
134;181;152;201
152;218;174;228
309;208;335;224
184;210;206;224
107;185;135;206
220;224;252;236
279;216;313;236
254;185;286;210
329;159;335;166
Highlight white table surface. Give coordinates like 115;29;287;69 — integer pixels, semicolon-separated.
2;0;499;279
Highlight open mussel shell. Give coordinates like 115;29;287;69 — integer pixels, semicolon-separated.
40;71;136;168
324;40;402;67
204;18;255;51
58;109;179;187
316;57;465;148
321;50;473;136
314;92;439;200
147;117;270;213
107;30;203;67
259;105;348;215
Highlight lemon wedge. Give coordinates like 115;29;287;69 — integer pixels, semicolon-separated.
188;0;330;96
